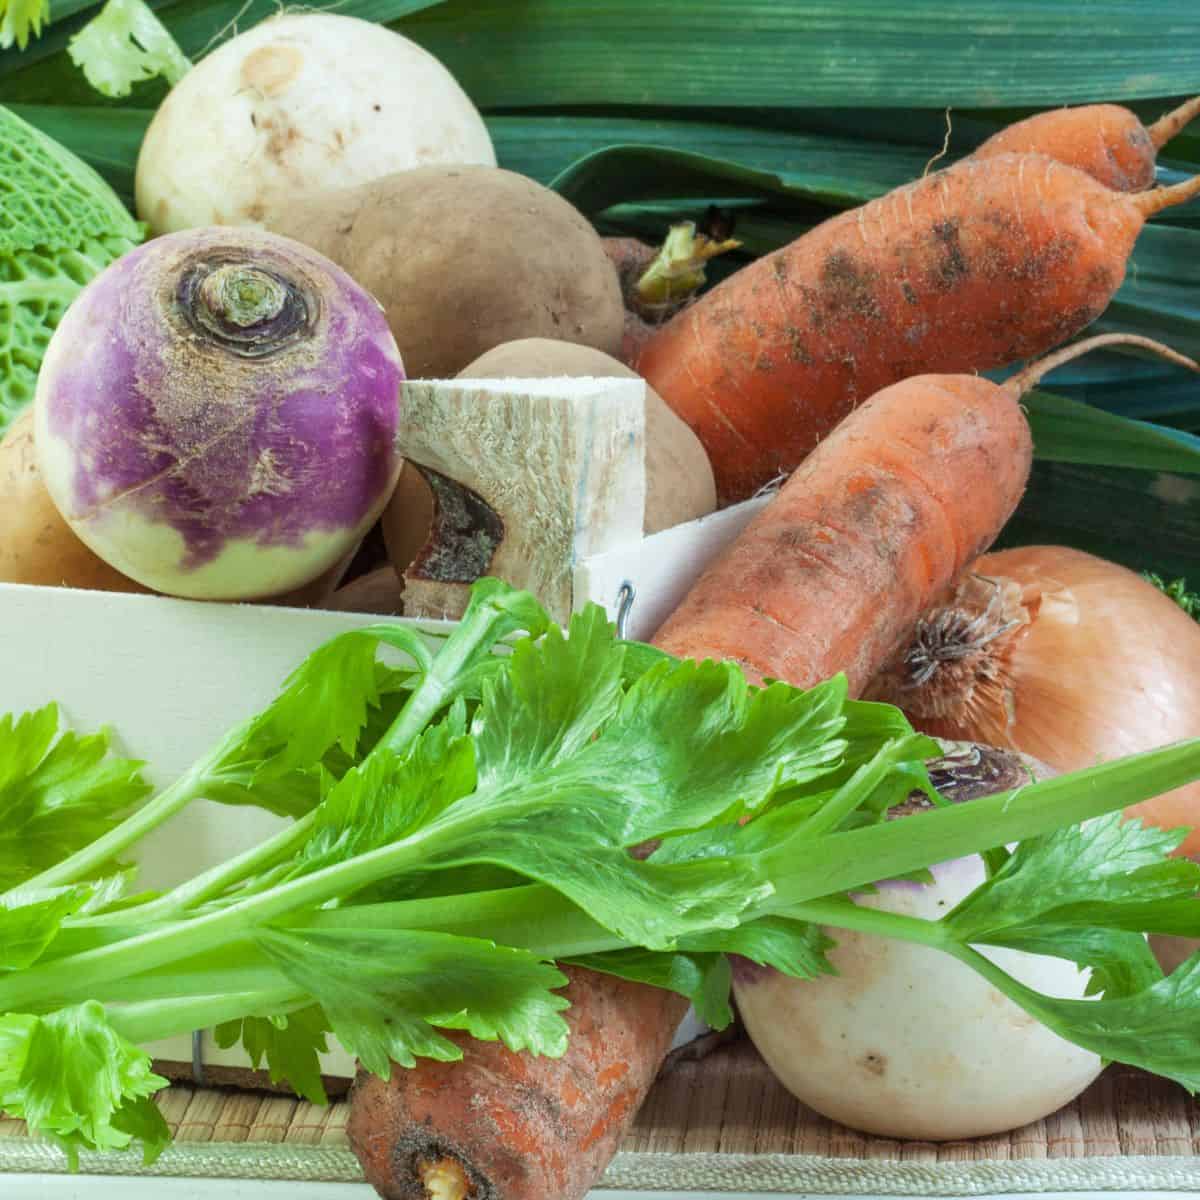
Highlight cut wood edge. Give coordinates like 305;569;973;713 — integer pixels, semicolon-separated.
399;377;647;623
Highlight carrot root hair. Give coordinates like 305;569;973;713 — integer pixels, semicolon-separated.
1148;95;1200;149
1132;171;1200;217
1006;333;1200;396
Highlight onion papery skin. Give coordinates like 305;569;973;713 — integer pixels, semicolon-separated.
867;545;1200;854
35;227;404;601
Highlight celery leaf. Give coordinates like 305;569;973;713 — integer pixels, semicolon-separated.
67;0;191;100
939;813;1200;997
257;926;570;1076
0;0;47;51
0;705;151;892
974;953;1200;1093
0;884;96;970
567;946;735;1027
948;812;1196;937
214;1006;330;1106
570;916;835;1028
0;1001;168;1165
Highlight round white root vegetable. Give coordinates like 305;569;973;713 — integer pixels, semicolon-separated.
35;227;405;601
135;13;495;236
734;745;1103;1141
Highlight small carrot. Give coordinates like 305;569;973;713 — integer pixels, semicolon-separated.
653;333;1196;693
636;154;1200;504
972;94;1200;191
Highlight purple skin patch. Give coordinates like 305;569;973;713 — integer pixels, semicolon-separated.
729;953;774;986
41;229;403;571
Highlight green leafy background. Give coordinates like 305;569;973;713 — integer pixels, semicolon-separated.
4;0;1200;574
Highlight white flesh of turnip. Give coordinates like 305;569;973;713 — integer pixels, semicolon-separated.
135;13;496;236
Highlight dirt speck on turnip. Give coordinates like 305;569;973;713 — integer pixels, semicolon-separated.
860;1053;887;1077
240;45;304;97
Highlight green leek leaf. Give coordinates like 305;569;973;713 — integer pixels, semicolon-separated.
1000;460;1200;578
393;1;1200;111
1024;389;1200;476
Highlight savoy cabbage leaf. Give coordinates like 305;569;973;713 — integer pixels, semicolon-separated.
0;102;143;431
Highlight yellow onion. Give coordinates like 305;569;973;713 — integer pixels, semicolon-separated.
866;545;1200;853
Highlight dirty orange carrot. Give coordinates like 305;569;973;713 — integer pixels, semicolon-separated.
972;94;1200;191
636;154;1200;504
653;333;1197;693
348;966;686;1200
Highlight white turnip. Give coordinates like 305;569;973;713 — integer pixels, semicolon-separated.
135;13;495;235
734;744;1103;1141
34;227;405;601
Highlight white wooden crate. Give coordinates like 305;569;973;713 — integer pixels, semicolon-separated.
0;490;764;1079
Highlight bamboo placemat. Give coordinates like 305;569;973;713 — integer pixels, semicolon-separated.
3;1039;1200;1191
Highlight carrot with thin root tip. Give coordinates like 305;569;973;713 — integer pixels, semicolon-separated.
637;154;1200;504
653;332;1198;693
973;94;1200;191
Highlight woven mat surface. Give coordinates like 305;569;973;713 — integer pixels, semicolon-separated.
2;1039;1196;1162
625;1041;1197;1160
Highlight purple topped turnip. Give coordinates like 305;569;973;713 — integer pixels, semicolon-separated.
34;227;404;600
734;744;1103;1141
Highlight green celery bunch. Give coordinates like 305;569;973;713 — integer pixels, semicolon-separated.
4;578;1200;1166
